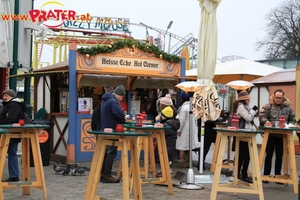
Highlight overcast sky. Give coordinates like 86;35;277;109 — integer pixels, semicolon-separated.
34;0;284;63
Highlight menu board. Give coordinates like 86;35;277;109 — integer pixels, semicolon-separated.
130;100;140;114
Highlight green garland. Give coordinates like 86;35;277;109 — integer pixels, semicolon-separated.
77;39;181;63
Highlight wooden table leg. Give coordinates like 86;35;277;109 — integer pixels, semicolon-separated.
0;135;7;180
130;138;143;200
259;131;269;170
143;137;149;179
211;131;221;172
31;132;47;199
121;138;130;200
149;135;156;177
84;137;106;200
287;133;298;193
210;131;227;199
233;136;240;185
0;135;9;200
247;136;264;200
283;135;288;174
157;130;173;194
22;136;30;195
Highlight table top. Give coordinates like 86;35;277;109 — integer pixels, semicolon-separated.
123;124;171;130
258;126;300;131
214;121;227;125
0;128;10;134
125;121;154;125
0;124;50;129
87;130;151;137
214;127;264;134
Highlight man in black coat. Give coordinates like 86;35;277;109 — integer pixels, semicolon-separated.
0;89;26;182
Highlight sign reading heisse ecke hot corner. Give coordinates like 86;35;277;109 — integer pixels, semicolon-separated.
97;56;164;71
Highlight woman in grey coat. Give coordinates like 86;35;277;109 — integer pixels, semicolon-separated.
233;91;258;183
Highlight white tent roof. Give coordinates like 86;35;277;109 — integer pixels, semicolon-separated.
186;59;282;84
186;60;282;80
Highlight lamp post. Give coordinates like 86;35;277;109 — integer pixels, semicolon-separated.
164;21;173;52
175;81;206;190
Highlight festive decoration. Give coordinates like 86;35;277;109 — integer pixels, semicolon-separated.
77;39;181;63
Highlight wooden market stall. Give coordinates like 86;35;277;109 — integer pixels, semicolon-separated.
23;41;188;163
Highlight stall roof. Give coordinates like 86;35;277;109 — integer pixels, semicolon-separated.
10;61;69;78
34;61;69;72
251;69;295;85
11;61;184;88
11;60;185;81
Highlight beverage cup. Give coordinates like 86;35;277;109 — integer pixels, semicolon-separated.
274;121;279;128
116;124;123;132
18;119;25;126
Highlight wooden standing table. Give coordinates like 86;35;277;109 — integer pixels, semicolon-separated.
210;122;234;172
211;128;264;200
259;126;300;193
0;124;49;200
85;130;150;200
123;124;173;194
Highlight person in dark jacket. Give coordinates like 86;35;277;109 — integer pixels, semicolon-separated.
100;85;126;183
0;99;3;114
158;106;180;174
259;89;296;183
0;89;26;182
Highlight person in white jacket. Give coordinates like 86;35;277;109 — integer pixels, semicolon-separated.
233;90;258;183
176;92;201;168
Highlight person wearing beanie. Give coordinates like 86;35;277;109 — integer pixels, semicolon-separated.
99;85;126;183
230;90;258;183
157;106;180;175
155;94;177;122
156;89;176;113
0;88;26;182
181;92;190;102
160;94;173;106
161;106;173;119
113;85;126;97
2;89;16;98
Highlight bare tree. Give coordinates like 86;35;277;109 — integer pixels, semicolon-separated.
256;0;300;59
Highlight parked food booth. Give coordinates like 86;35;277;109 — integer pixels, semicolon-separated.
18;40;188;163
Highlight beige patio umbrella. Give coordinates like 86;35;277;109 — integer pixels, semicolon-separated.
193;0;221;122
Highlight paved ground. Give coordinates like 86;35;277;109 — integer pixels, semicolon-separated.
2;145;300;200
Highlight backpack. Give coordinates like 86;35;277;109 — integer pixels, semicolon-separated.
91;106;101;130
24;113;32;124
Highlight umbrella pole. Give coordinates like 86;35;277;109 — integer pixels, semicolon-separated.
177;95;204;190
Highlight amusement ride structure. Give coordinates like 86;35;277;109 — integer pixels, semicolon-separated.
32;21;198;70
